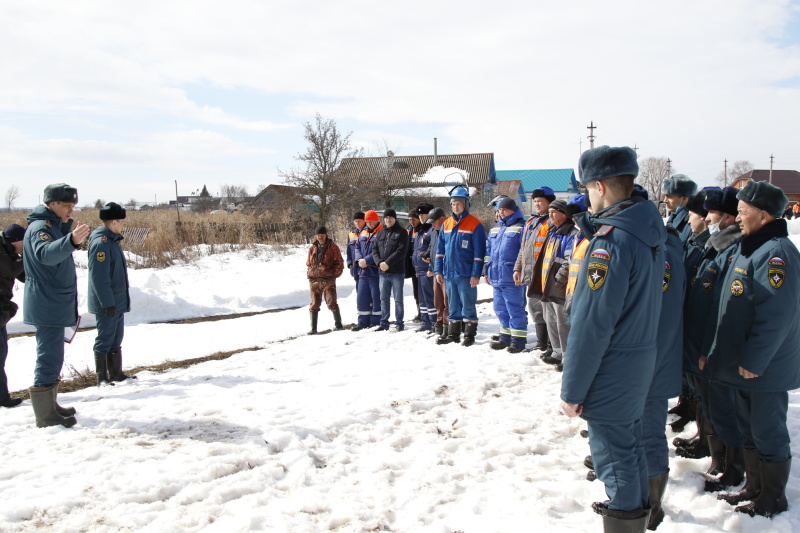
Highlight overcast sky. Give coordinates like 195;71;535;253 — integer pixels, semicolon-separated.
1;0;799;208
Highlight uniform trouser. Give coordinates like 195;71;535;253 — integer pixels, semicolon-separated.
0;326;10;401
707;381;745;447
527;296;545;326
356;275;381;328
309;277;339;313
411;274;419;308
33;325;65;388
379;273;404;328
492;285;527;348
352;274;359;294
542;301;570;359
734;389;790;462
445;278;477;323
641;398;669;479
94;312;125;355
686;373;710;418
416;273;435;330
588;418;649;511
433;276;449;326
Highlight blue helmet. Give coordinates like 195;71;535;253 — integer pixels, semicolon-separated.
449;186;470;209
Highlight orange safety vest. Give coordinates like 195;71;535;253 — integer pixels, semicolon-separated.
566;237;590;297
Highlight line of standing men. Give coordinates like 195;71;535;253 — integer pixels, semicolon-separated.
0;183;135;429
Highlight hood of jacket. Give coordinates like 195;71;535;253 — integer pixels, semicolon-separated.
580;197;665;249
500;207;525;227
27;205;73;233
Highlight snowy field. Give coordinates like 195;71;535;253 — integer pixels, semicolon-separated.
3;226;800;532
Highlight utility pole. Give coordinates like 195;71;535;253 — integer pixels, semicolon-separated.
175;180;181;224
587;121;597;149
579;138;582;156
667;158;672;178
769;154;774;184
633;144;639;154
724;159;728;187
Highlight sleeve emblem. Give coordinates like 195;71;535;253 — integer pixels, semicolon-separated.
730;279;745;296
587;262;608;290
96;252;106;262
101;235;108;243
38;231;52;242
769;268;785;289
590;248;610;260
701;278;713;293
768;257;785;266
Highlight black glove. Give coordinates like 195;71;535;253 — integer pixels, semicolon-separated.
104;306;116;317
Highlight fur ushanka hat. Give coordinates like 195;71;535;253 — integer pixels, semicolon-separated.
661;174;697;197
736;181;789;219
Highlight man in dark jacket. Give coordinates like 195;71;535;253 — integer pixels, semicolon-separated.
561;146;666;531
306;226;344;334
88;202;135;385
662;174;698;249
346;212;365;291
24;183;89;428
427;207;449;340
0;224;26;408
373;209;408;331
703;181;799;518
411;211;435;332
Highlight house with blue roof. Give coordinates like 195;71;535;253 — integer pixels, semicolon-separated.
496;169;580;215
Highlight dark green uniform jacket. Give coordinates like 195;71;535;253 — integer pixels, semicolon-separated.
87;226;131;315
561;197;666;423
705;219;800;391
22;206;79;327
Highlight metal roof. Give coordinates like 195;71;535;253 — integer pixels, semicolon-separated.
338;153;496;188
496;169;579;193
731;169;800;194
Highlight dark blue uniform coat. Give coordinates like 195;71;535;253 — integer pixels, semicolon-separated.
87;226;131;315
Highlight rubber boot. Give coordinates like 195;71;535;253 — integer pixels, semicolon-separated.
595;504;650;532
584;455;594;470
54;380;76;416
309;311;319;334
675;408;711;459
434;324;444;339
30;385;76;428
533;322;548;352
94;351;114;386
647;470;669;531
461;321;477;347
670;395;698;433
735;458;791;518
437;322;461;345
332;310;343;330
668;388;692;417
108;348;135;382
672;397;700;447
719;448;761;505
490;333;510;350
705;434;727;477
705;444;744;492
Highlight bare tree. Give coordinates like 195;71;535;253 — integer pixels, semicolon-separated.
715;160;754;186
5;185;20;211
219;183;250;208
279;113;362;226
636;156;673;203
125;198;138;209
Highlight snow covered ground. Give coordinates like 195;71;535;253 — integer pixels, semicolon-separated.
2;232;800;532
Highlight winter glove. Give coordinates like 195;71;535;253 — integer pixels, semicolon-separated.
104;306;116;317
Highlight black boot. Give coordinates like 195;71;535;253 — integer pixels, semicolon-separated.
533;323;548;352
719;448;761;505
735;458;791;518
594;504;650;532
0;396;22;408
436;322;461;345
647;470;669;530
94;351;114;386
672;398;700;447
434;324;444;339
108;348;135;382
461;322;477;347
332;310;343;330
309;311;319;334
675;408;711;459
54;380;76;416
584;455;594;470
705;444;744;492
705;434;727;477
30;385;76;428
668;388;692;417
670;395;698;433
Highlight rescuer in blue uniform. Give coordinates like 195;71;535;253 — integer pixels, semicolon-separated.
661;174;697;249
703;181;800;519
346;212;365;291
353;210;382;330
483;197;527;353
434;186;486;347
23;183;90;428
88;202;134;386
560;146;666;531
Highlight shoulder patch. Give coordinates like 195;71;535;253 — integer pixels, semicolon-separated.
769;268;785;289
594;225;614;236
590;248;610;260
38;231;52;242
731;279;744;297
587;262;608;290
96;251;106;262
769;257;785;266
663;270;671;292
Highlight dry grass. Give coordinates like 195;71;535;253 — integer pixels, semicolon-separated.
0;209;303;268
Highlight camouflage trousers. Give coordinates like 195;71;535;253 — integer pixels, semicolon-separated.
309;277;339;312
